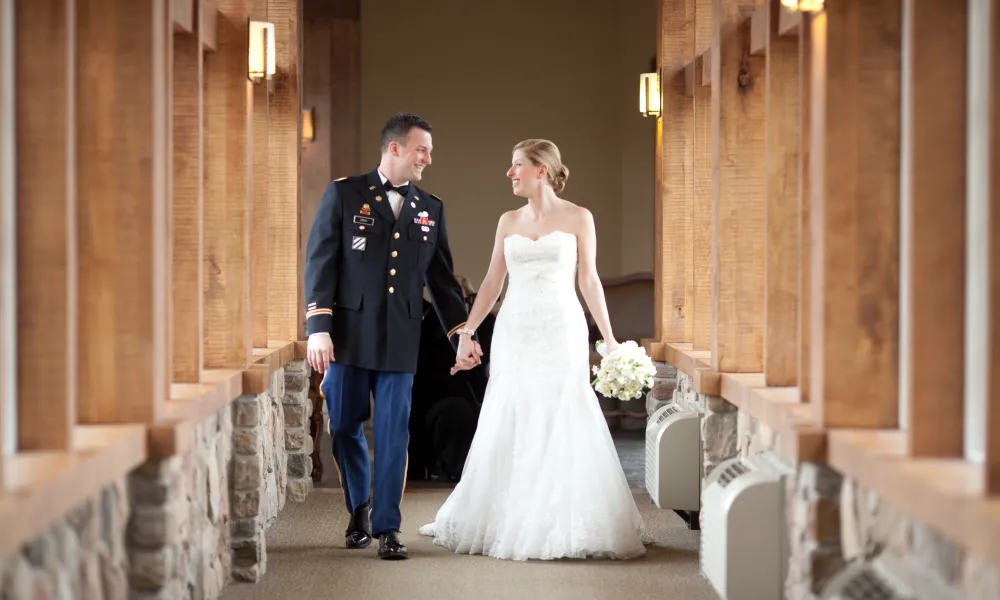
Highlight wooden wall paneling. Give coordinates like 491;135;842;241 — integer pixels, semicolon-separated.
797;13;812;402
692;0;713;351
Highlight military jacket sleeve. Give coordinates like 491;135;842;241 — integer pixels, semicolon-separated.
423;198;470;348
304;180;343;335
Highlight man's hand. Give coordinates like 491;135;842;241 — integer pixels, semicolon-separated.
307;333;335;374
450;337;483;375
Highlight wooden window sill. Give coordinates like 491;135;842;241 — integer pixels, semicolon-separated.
149;340;302;458
0;424;148;557
828;430;1000;567
644;340;826;461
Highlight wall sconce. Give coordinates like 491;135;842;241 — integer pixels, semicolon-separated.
302;107;315;142
639;72;660;118
248;20;276;83
780;0;824;11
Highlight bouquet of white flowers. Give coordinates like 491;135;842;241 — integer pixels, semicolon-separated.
591;340;657;401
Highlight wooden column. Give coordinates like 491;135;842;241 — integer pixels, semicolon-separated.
172;0;206;383
203;0;252;369
981;0;1000;494
711;0;766;373
77;0;170;424
810;0;902;428
0;0;14;485
250;70;270;349
268;0;303;342
656;0;695;343
901;0;967;456
691;0;713;351
15;0;77;450
762;0;799;387
797;12;812;402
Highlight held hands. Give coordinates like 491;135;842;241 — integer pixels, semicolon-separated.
450;335;484;375
307;333;335;374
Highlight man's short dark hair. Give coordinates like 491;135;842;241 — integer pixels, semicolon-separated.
380;112;432;153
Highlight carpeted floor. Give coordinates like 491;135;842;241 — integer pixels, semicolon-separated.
219;489;717;600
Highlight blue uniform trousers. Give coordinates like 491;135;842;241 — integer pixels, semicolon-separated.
322;363;413;536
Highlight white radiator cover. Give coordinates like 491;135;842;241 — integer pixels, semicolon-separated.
700;452;791;600
644;402;701;511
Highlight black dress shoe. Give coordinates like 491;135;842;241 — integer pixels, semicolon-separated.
378;531;408;560
345;499;372;549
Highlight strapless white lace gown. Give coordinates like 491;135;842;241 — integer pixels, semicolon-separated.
418;231;647;561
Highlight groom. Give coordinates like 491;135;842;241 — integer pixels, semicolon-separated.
304;112;480;560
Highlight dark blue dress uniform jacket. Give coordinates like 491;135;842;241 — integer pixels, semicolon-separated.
304;169;469;374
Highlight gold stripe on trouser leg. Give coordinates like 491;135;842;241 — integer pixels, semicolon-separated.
400;452;409;505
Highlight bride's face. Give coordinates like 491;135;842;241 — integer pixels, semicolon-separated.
506;150;545;198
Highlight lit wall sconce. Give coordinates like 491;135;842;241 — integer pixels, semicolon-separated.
639;72;660;118
248;20;276;83
780;0;824;11
302;107;315;142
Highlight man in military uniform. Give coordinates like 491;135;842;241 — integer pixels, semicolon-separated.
304;113;481;560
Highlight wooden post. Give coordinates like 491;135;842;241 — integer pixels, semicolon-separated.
711;0;766;373
763;0;799;387
203;0;252;369
15;0;77;450
797;13;812;402
809;0;902;428
0;0;14;486
267;0;302;341
657;0;695;343
172;0;206;383
76;0;170;424
901;0;967;457
692;0;713;351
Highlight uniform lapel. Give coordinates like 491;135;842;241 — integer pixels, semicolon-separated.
364;169;396;224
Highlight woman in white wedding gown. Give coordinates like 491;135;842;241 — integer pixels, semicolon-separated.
418;139;647;561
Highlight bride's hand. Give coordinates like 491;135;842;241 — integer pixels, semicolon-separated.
606;339;620;354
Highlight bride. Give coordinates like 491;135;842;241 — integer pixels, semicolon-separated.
418;139;647;561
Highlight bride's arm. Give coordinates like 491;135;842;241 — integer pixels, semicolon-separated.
576;209;617;346
462;213;510;334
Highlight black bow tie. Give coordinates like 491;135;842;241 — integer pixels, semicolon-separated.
384;182;409;196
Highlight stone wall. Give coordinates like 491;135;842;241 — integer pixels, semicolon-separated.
0;358;314;600
0;480;130;600
668;362;1000;600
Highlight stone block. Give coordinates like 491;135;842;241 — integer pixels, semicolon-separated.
285;358;308;373
231;518;258;539
232;489;261;519
232;428;259;455
912;521;965;587
703;394;736;414
233;397;260;428
286;478;313;503
127;505;179;550
128;548;172;591
702;410;738;463
283;403;309;428
232;454;262;491
808;498;841;544
653;361;677;379
287;453;311;479
284;370;309;395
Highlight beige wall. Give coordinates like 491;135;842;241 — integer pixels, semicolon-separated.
355;0;656;282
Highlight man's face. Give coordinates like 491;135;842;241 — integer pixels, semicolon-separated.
390;127;433;182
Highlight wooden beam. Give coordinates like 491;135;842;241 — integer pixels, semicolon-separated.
901;0;967;457
251;79;269;348
172;0;205;383
267;0;304;342
202;0;218;51
810;0;902;428
76;0;170;424
692;0;712;352
0;0;13;489
980;0;1000;494
711;0;766;373
15;0;77;451
763;0;799;387
701;48;713;87
797;14;812;402
172;0;193;32
750;3;767;56
203;0;252;369
656;0;695;343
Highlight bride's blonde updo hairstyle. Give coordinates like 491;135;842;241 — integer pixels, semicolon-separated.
513;139;570;195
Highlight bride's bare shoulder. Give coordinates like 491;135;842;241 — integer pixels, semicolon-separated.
495;210;520;236
559;201;594;227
